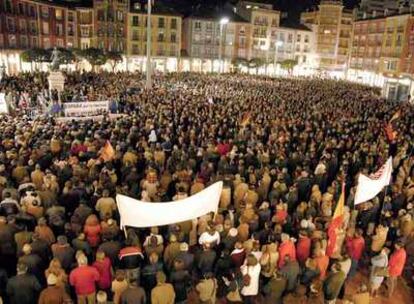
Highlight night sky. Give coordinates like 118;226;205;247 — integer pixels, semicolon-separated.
168;0;362;22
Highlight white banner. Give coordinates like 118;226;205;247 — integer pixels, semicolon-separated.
354;157;393;206
56;114;125;122
117;182;223;228
63;101;109;117
0;93;8;114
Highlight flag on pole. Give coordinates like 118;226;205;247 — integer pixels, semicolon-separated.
100;140;115;162
354;157;393;206
326;182;345;257
389;109;401;123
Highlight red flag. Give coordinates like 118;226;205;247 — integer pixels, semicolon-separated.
326;183;345;257
100;140;115;162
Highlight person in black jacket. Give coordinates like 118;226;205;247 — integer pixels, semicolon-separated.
196;243;217;276
6;263;41;304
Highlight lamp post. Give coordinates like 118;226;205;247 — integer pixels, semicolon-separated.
219;17;229;73
145;0;152;89
273;40;283;76
0;61;6;82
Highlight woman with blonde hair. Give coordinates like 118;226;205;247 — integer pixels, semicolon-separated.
45;258;68;289
260;243;279;284
111;270;128;304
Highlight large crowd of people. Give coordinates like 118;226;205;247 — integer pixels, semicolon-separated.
0;71;413;304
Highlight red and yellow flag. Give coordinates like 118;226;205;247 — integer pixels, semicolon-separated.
326;183;345;257
100;140;115;162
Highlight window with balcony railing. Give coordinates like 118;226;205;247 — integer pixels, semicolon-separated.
56;9;63;21
171;18;177;30
158;18;165;28
41;7;49;19
132;16;139;26
171;33;176;43
158;33;164;42
132;30;139;41
29;6;36;18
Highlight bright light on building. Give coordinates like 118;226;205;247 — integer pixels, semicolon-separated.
324;30;331;34
220;17;229;25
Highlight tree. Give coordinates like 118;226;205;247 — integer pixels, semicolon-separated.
20;48;50;70
106;51;123;71
231;57;249;73
76;48;107;71
280;59;298;75
248;58;265;74
54;48;75;65
20;48;50;63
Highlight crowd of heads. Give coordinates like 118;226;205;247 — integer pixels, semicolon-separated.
0;71;413;304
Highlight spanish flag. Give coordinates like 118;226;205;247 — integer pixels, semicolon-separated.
240;112;251;127
100;140;115;162
326;183;345;257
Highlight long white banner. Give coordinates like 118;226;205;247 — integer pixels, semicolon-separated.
117;181;223;228
63;101;109;117
354;157;393;206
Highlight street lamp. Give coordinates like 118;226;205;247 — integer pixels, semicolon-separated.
145;0;152;89
0;61;6;82
219;17;229;73
273;40;283;76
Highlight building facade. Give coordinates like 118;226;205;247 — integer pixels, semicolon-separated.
93;0;128;52
0;0;71;49
181;6;253;72
127;1;181;58
301;0;353;74
274;25;316;73
235;1;280;61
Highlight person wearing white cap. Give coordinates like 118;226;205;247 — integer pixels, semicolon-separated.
38;273;70;304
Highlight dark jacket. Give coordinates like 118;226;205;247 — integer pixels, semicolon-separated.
52;244;75;272
170;269;191;302
6;273;41;304
280;260;300;292
18;253;44;281
120;286;146;304
175;251;194;271
197;249;216;275
263;276;287;304
323;271;346;301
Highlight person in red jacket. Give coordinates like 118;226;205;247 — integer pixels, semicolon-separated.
278;233;296;269
346;228;365;278
92;250;112;291
296;230;311;266
69;254;100;304
387;242;407;297
84;214;101;248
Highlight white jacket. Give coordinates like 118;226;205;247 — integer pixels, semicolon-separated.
240;263;261;296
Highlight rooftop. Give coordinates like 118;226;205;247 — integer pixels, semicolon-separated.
280;20;312;32
130;0;180;16
186;5;249;23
